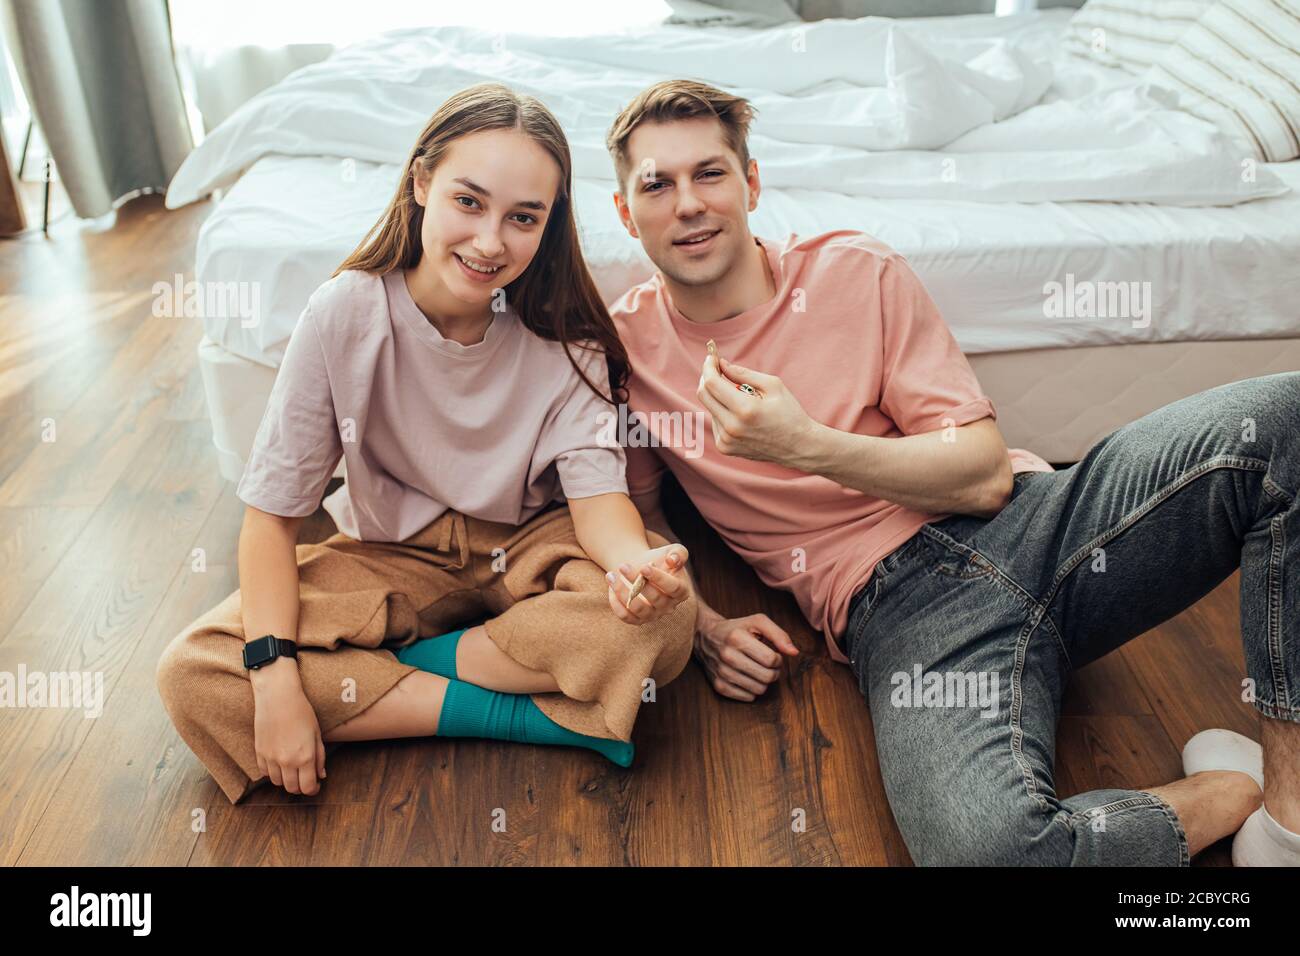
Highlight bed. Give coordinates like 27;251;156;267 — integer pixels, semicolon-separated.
166;7;1300;479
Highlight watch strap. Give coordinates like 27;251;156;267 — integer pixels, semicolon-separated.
242;634;297;669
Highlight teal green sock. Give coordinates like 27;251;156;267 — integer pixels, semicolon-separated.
436;679;634;768
396;628;465;679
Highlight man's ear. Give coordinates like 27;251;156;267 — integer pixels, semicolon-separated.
746;158;761;212
612;190;639;239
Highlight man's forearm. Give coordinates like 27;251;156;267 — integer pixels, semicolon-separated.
788;418;1012;519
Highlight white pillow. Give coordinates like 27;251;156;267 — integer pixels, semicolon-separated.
1149;0;1300;162
1064;0;1213;73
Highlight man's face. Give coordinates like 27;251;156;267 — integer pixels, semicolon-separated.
614;117;759;288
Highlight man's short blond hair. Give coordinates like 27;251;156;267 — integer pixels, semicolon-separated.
605;80;756;194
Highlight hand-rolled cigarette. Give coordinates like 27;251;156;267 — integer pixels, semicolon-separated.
705;339;763;399
625;573;647;608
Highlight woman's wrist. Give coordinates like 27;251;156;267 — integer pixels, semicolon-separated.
601;538;655;578
250;655;303;696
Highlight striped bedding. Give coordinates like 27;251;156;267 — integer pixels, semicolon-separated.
1064;1;1212;72
1066;0;1300;162
1150;0;1300;162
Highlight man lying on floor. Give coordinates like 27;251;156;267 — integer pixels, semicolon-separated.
602;78;1300;867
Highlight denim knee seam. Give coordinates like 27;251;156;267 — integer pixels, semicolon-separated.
1036;454;1293;728
1042;456;1270;612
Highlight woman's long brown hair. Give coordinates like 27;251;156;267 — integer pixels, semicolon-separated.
333;82;628;405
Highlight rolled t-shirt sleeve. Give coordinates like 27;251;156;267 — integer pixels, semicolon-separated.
236;305;343;517
539;344;628;500
876;254;996;436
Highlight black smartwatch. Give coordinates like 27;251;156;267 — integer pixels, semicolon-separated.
243;635;297;670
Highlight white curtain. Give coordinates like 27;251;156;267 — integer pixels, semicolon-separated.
2;0;194;219
0;19;31;174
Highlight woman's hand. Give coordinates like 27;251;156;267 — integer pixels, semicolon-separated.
605;544;692;626
251;661;327;796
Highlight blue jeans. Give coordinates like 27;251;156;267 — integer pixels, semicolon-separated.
844;372;1300;866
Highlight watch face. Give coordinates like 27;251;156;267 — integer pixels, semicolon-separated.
244;637;275;669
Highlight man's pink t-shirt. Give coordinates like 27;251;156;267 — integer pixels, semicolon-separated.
236;268;627;541
609;231;1053;663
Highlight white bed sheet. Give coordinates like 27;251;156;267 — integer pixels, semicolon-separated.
196;151;1300;367
167;9;1285;211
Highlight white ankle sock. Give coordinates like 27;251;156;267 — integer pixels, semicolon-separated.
1181;728;1264;790
1232;806;1300;866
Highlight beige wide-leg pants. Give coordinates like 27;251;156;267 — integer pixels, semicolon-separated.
156;502;697;803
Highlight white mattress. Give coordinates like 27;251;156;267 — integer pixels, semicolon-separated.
198;332;1300;482
197;151;1300;368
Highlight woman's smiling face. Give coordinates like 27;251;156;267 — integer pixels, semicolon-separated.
412;128;561;309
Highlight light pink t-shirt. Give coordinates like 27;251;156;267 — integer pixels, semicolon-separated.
609;231;1053;664
236;268;627;541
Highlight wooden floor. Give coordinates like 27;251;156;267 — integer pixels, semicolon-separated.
0;190;1260;866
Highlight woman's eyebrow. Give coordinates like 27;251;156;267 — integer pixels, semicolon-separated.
452;177;547;211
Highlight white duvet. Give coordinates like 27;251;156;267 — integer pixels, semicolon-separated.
166;14;1287;209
